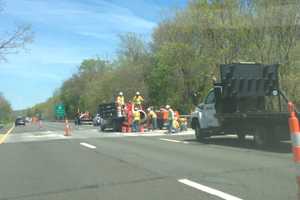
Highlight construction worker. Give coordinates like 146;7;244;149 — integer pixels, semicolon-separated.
116;92;125;117
133;91;144;110
179;117;188;131
132;107;141;132
116;92;125;107
147;107;157;131
166;105;175;134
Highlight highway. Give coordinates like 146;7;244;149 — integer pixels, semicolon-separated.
0;122;296;200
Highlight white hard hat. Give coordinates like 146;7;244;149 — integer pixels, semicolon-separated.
166;105;170;109
147;108;151;112
136;91;140;95
119;92;123;96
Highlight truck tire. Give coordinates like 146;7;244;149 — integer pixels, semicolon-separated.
195;123;205;142
237;132;246;143
253;126;267;148
113;121;121;132
100;125;105;132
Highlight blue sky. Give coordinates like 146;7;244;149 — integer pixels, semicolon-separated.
0;0;187;110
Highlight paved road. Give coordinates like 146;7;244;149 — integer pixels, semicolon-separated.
0;122;296;200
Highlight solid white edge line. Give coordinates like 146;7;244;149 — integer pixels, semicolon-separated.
80;142;96;149
178;179;243;200
160;138;181;143
159;138;189;144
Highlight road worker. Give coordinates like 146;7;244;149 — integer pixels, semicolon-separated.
166;105;175;134
116;92;125;117
132;91;144;110
179;117;188;131
147;107;157;131
173;119;180;133
116;92;125;107
132;107;141;132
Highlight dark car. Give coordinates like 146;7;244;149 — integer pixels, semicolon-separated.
15;117;26;126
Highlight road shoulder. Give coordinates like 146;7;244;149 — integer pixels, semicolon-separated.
0;124;15;144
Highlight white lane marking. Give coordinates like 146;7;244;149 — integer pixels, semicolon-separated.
159;138;189;144
80;142;96;149
178;179;243;200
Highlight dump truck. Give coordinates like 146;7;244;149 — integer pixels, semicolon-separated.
97;103;125;132
191;63;291;147
98;102;148;132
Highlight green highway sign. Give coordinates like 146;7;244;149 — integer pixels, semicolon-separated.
55;104;65;117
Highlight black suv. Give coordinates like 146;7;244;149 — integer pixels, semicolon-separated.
15;117;26;126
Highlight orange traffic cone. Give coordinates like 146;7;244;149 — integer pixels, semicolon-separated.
64;119;71;136
288;102;300;199
288;102;300;162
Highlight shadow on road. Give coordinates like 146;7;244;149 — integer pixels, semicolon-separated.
184;137;292;153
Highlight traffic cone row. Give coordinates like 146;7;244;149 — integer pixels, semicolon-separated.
288;102;300;199
121;124;143;133
64;119;71;136
121;125;133;133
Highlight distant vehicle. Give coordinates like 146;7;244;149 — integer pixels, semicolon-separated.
78;112;93;125
15;117;26;126
93;114;101;126
25;117;31;123
191;63;290;147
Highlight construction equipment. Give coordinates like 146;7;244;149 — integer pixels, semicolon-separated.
98;102;125;132
98;102;147;132
191;63;291;147
78;112;93;125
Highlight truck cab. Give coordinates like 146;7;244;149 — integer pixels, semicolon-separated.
191;63;290;147
191;89;219;130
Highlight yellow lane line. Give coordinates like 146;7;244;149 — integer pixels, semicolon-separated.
0;125;15;144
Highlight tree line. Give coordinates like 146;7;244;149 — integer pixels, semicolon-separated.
28;0;300;119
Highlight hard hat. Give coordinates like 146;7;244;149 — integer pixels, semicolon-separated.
147;108;151;112
134;107;138;110
136;91;140;95
166;105;170;109
119;92;123;96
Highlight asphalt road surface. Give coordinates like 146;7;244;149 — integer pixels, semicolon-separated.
0;122;296;200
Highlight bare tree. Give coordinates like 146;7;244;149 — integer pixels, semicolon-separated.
0;1;33;61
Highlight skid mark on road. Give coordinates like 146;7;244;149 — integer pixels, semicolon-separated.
159;138;189;144
178;178;243;200
80;142;97;149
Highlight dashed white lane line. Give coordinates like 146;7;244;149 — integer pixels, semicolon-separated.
178;179;243;200
159;138;189;144
80;142;97;149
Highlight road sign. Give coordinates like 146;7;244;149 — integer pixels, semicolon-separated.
55;104;65;118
